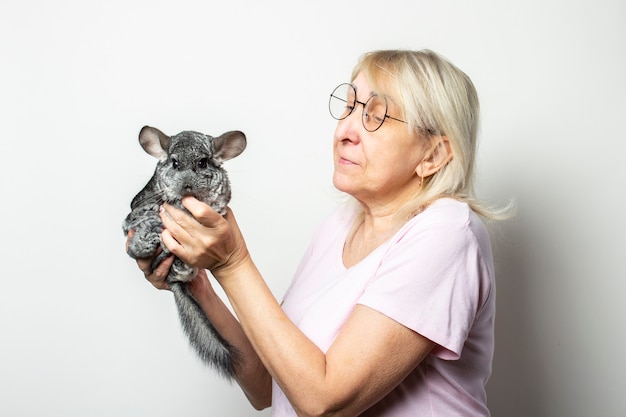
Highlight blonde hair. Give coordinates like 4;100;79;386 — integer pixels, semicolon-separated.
351;49;513;220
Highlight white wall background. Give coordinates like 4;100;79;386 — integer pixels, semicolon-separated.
1;1;624;416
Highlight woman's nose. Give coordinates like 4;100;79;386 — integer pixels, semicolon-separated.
334;115;361;144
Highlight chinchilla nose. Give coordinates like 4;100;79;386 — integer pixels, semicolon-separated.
176;173;193;195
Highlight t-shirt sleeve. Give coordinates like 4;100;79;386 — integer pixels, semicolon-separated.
357;219;488;360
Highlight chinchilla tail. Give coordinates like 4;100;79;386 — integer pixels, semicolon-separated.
170;282;239;380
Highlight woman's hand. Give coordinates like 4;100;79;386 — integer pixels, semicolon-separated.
125;229;174;290
137;252;174;290
159;196;250;276
188;267;215;297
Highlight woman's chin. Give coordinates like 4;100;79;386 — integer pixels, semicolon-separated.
332;173;352;194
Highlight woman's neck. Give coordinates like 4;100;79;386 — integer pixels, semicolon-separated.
342;197;435;268
342;206;405;268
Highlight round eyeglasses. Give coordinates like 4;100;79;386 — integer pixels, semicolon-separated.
329;83;407;132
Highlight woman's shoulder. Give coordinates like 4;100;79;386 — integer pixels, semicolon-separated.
405;198;491;246
420;198;472;222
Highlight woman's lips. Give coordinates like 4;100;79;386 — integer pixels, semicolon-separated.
338;155;357;166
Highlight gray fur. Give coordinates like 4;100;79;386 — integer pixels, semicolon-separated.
123;125;246;380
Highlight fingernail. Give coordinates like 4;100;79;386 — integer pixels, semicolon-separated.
159;205;164;213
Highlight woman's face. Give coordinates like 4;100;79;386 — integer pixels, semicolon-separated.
332;72;426;212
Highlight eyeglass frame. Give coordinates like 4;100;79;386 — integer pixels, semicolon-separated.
329;83;408;132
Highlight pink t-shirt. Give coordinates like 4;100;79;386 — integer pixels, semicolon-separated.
271;198;495;416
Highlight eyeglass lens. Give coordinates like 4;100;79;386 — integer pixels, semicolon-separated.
329;83;389;132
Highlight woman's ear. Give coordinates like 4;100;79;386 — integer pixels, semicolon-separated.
416;136;453;178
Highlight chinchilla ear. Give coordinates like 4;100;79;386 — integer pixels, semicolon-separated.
212;131;247;163
138;126;171;161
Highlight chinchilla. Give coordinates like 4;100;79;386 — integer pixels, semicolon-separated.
123;125;246;380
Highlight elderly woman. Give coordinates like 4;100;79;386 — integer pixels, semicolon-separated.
136;49;508;416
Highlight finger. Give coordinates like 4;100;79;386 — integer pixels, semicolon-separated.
147;255;174;290
182;196;224;227
160;203;194;242
160;203;190;227
160;205;198;263
134;243;163;274
137;257;153;275
152;254;174;276
161;228;184;258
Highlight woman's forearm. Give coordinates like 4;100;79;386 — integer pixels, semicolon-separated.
190;273;272;410
213;258;334;416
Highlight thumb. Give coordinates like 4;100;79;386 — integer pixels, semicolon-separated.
181;196;224;227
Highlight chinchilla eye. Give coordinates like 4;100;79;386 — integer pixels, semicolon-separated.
197;158;209;169
171;158;179;170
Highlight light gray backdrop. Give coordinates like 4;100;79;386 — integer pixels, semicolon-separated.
1;1;624;416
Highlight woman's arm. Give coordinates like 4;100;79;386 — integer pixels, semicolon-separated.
160;198;435;417
131;235;271;410
188;270;272;410
220;263;434;417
